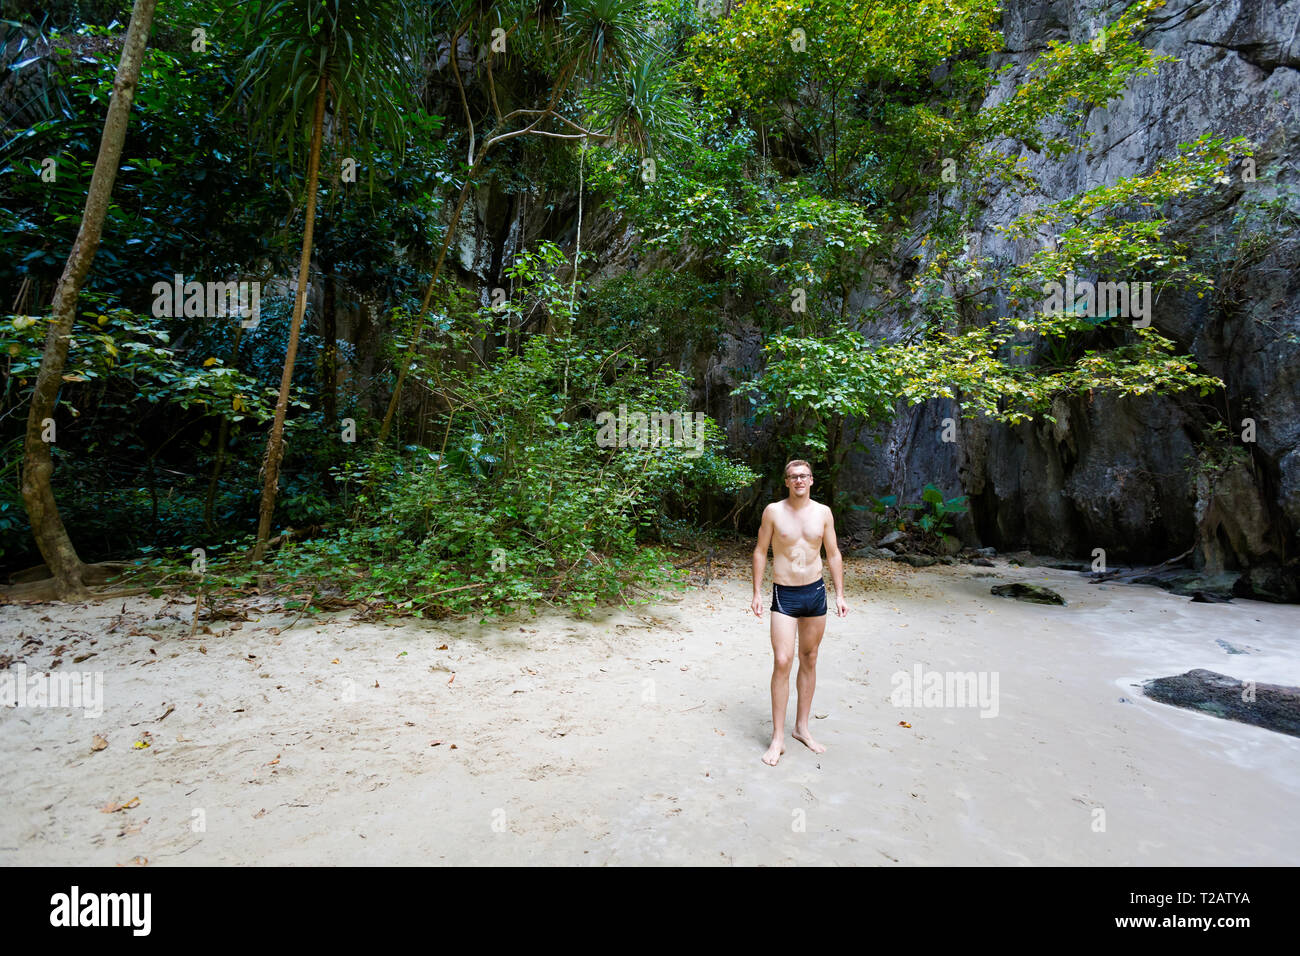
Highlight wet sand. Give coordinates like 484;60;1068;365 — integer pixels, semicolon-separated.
2;556;1297;865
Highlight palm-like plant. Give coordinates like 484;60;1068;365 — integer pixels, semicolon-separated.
581;46;695;154
375;0;695;445
228;0;427;561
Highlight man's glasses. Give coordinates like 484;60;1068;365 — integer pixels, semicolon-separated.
787;474;812;482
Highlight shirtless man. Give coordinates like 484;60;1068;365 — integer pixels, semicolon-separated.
751;460;847;766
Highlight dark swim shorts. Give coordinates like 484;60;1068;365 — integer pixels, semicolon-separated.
771;579;828;618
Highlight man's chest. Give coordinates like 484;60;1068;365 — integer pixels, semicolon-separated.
773;509;823;544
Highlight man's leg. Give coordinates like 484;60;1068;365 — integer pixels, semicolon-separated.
763;610;797;766
792;613;827;753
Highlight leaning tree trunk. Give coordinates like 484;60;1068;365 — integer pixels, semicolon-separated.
253;70;329;562
20;0;158;600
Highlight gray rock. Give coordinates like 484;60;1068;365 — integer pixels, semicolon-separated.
849;546;897;560
939;534;963;556
894;554;938;568
877;530;906;547
1130;569;1242;600
1143;669;1300;738
990;583;1066;605
970;557;996;567
1238;563;1300;603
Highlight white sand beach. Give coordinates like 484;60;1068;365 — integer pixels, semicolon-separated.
2;554;1297;865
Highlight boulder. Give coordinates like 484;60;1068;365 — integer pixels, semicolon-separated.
849;546;897;560
1143;669;1300;738
990;583;1066;605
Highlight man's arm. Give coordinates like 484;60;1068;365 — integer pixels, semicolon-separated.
823;506;848;617
752;505;774;618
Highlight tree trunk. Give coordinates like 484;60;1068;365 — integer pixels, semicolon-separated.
19;0;158;601
253;70;329;562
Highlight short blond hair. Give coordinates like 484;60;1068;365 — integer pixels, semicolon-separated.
784;460;812;477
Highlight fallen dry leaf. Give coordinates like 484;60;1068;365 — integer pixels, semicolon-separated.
156;705;174;721
253;808;267;819
91;734;109;753
129;856;148;866
100;797;140;813
430;740;443;747
198;645;207;654
449;743;458;750
267;754;280;766
437;644;448;650
330;658;340;664
447;673;456;686
899;721;911;728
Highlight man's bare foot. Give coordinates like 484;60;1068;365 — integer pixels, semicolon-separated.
792;728;826;754
761;739;786;766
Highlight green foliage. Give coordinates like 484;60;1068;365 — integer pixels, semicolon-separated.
268;241;757;616
581;266;725;354
738;325;898;439
1187;421;1250;497
2;305;277;424
910;484;968;539
274;331;756;616
0;18;283;304
856;485;968;546
687;0;1002;198
894;133;1248;424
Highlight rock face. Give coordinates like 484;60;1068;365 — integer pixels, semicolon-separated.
830;0;1300;601
1143;669;1300;737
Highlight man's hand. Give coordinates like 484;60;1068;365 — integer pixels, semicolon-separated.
835;594;848;618
751;594;764;618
